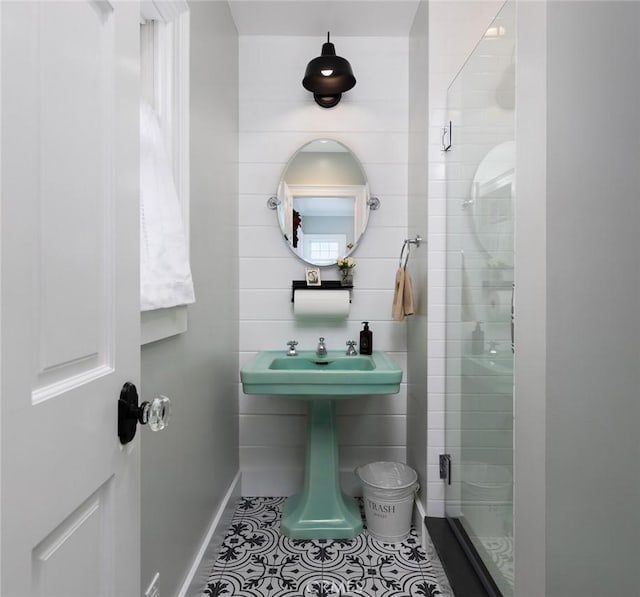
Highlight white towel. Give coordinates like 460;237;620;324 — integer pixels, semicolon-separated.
140;102;195;311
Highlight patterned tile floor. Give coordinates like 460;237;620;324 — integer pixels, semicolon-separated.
479;535;514;592
204;497;444;597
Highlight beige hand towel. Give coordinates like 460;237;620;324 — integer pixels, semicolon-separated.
392;267;406;320
403;267;415;316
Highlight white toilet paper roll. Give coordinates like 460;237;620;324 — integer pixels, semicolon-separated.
294;290;350;319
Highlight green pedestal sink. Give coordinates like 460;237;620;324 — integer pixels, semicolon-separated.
241;350;402;397
462;353;513;395
240;350;403;539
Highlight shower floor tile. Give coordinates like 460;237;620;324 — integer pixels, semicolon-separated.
478;535;514;592
204;497;444;596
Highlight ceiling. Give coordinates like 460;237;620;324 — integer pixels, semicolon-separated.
228;0;421;36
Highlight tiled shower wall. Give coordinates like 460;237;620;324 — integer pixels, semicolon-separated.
424;1;506;517
238;35;409;495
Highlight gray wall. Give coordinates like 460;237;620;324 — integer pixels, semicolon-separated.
407;0;429;514
544;2;640;595
514;1;547;593
140;3;239;596
518;2;640;595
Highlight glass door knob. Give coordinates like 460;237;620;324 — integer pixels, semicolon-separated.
118;382;172;444
140;395;171;431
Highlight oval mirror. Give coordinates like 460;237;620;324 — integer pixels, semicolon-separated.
275;139;372;266
466;140;515;266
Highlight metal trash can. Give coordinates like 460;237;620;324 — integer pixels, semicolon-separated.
356;461;419;543
461;462;513;536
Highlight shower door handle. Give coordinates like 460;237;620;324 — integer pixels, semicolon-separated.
511;282;515;354
439;454;452;485
441;120;452;151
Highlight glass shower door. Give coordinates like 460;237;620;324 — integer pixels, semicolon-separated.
444;2;515;595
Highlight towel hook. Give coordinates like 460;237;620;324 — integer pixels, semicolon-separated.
399;235;422;267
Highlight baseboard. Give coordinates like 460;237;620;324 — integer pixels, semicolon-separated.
412;497;428;550
178;470;241;597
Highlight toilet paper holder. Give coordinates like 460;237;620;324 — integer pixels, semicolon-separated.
291;280;352;303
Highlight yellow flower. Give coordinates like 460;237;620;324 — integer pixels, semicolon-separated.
337;256;356;270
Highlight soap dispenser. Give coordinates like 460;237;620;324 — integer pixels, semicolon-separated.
471;322;484;355
360;322;373;355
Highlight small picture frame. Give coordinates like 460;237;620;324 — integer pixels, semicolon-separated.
305;267;321;286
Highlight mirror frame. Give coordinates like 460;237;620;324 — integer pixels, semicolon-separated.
466;140;515;265
273;139;373;267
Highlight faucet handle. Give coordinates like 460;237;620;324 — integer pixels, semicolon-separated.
346;340;358;355
286;340;298;356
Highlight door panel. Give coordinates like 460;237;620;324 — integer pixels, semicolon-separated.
1;2;140;595
37;0;112;385
34;0;116;400
32;482;112;597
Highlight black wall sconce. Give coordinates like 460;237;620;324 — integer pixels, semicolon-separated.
302;32;356;108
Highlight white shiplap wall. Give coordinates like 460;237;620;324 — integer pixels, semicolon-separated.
238;35;409;496
425;1;506;517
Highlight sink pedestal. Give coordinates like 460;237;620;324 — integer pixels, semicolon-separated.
240;349;403;539
280;399;362;539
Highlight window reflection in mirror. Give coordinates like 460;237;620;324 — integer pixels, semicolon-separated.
276;139;370;266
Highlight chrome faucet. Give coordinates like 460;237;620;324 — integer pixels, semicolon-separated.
346;340;358;356
286;340;298;356
316;337;327;358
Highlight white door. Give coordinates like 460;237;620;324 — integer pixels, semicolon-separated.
1;2;141;595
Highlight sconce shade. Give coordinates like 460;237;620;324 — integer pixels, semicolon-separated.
302;33;356;108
